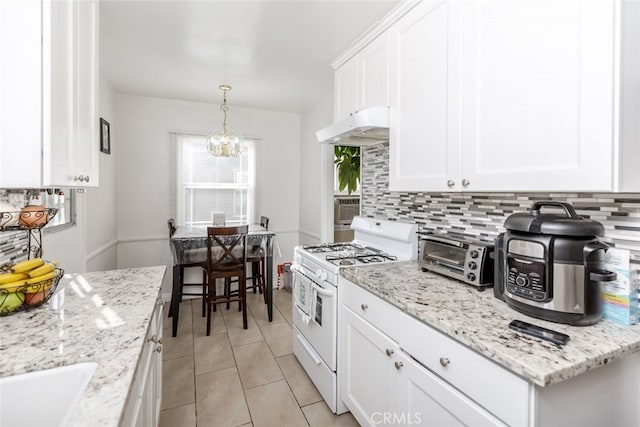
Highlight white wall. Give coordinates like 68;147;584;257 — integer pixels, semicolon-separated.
85;75;118;272
299;91;334;245
42;73;118;273
115;94;301;298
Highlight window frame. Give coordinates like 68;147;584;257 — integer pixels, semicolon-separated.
175;133;256;227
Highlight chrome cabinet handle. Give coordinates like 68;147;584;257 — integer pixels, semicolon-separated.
461;179;470;187
447;180;455;188
360;304;368;311
439;357;450;367
394;361;403;370
386;349;394;357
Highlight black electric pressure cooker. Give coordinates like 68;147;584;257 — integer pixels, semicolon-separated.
494;201;616;326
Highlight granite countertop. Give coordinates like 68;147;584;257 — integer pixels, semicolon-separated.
340;261;640;387
0;266;166;426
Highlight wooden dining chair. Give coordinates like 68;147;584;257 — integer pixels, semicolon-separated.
167;219;207;318
246;216;269;303
205;225;249;335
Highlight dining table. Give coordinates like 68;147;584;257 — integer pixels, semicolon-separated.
169;224;276;337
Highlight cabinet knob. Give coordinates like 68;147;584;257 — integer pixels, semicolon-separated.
386;349;394;357
360;304;368;311
461;179;470;187
155;345;162;353
394;361;403;370
148;335;162;344
73;175;90;183
84;175;90;183
439;357;450;367
447;180;455;188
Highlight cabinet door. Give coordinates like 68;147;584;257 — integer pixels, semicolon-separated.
358;33;389;111
43;0;99;188
151;300;163;425
395;351;505;427
73;0;99;186
341;306;397;427
43;0;74;187
0;0;43;188
388;0;457;192
458;0;615;191
334;56;358;122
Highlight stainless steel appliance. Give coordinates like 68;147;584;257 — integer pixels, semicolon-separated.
419;234;494;289
291;216;417;414
494;201;617;326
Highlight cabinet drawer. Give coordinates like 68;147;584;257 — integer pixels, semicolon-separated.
340;279;530;427
340;279;406;340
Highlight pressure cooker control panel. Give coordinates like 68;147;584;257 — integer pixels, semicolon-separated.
506;257;548;302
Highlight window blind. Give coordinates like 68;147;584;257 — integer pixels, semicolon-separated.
176;134;255;226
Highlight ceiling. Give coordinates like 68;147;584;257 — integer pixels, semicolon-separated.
100;0;400;113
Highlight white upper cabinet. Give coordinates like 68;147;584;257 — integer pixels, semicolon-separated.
388;0;453;191
457;0;615;192
0;0;99;189
388;0;640;192
334;33;390;122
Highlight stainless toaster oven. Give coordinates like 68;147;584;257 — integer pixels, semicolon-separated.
419;234;494;288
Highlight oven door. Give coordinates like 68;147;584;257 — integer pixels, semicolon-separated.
420;237;469;275
292;266;337;371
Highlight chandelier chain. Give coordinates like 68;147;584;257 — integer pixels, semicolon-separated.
207;84;242;157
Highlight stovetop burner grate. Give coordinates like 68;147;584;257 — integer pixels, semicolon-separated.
325;252;397;266
302;242;377;254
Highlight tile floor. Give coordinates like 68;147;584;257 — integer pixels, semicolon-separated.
160;288;360;427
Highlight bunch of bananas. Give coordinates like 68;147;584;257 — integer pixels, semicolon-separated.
0;258;61;313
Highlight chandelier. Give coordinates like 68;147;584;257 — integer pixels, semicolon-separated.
207;84;242;157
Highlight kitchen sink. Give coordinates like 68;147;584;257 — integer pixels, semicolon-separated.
0;362;97;427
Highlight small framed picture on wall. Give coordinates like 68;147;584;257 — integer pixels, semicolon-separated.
100;118;111;154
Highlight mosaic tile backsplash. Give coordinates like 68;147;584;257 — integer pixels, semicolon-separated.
0;191;29;266
361;142;640;265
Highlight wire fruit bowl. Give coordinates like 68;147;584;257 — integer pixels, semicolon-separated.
0;265;64;316
0;208;59;231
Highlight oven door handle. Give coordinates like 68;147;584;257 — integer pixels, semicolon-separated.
311;282;334;297
292;265;334;297
296;333;322;365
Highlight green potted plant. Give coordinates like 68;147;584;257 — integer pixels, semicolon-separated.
334;146;360;194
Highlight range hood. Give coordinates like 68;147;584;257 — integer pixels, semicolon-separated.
316;106;389;146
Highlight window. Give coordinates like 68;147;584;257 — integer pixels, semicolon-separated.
176;134;255;226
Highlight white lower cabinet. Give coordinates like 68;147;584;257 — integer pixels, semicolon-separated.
341;307;398;425
341;306;503;427
395;349;504;427
121;298;163;427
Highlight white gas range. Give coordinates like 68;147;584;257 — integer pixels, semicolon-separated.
291;216;418;414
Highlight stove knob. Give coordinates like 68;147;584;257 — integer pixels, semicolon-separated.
315;269;327;281
468;261;477;270
467;273;476;282
469;250;479;259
